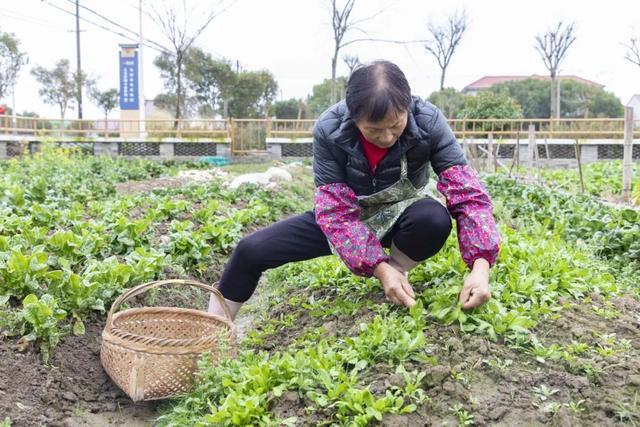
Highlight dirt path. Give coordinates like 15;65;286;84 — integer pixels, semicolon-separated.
114;169;227;195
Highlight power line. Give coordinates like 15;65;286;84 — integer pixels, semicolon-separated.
62;0;138;38
43;1;168;54
60;0;233;61
58;0;169;53
0;7;68;31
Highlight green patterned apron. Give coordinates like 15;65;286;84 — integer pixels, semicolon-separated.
358;154;441;241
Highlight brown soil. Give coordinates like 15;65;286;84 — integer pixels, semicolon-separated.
0;312;160;427
3;284;639;426
0;280;235;427
249;283;640;426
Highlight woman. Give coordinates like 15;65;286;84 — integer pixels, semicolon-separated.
209;60;500;319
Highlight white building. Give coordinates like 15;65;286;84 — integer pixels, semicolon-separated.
626;95;640;123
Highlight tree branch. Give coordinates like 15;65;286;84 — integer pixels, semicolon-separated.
535;21;576;75
424;11;468;89
624;37;640;67
342;37;429;48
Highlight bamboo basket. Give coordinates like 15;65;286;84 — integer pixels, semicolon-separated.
101;279;236;402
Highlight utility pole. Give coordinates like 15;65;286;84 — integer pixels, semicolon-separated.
11;83;16;135
75;0;83;119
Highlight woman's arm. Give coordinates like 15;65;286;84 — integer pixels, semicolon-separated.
436;164;500;268
427;107;500;268
314;183;389;276
312;124;389;276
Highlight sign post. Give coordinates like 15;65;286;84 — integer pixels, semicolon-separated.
119;44;140;138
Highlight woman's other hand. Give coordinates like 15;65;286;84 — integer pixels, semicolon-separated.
459;258;491;309
373;262;416;307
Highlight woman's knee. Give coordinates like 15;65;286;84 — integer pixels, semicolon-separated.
428;203;453;240
394;200;452;259
232;232;264;266
406;200;452;237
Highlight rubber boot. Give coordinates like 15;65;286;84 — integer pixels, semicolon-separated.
388;241;420;275
208;292;243;321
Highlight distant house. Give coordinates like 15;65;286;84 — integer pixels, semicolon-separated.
627;95;640;122
462;75;604;95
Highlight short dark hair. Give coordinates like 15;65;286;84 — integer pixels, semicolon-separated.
345;60;412;122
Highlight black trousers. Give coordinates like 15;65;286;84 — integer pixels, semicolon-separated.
218;197;452;302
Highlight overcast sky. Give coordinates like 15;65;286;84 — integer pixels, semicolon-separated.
1;0;640;118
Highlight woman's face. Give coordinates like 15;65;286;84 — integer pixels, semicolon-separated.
355;109;408;149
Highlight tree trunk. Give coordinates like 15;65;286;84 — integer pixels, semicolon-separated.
331;49;338;105
60;105;66;137
550;74;557;119
440;67;446;91
175;52;183;130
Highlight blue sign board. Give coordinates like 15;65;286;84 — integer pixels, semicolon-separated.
119;48;139;110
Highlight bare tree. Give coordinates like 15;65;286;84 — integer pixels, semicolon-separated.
148;0;230;121
535;21;576;118
424;11;468;91
328;0;389;104
329;0;356;104
625;36;640;67
343;54;360;76
327;1;434;104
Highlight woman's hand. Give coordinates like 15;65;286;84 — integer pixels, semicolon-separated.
373;262;416;307
459;258;491;309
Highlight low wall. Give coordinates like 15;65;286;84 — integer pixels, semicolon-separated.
1;136;638;166
266;138;640;164
0;137;231;160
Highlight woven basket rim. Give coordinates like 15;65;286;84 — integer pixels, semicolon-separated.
101;333;233;355
104;306;236;348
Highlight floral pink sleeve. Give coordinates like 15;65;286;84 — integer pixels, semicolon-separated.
436;165;500;268
314;183;389;277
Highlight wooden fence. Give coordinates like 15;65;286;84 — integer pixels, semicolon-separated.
1;115;638;142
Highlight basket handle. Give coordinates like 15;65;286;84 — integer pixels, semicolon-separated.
106;279;232;326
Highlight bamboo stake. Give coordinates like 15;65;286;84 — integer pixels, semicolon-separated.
488;132;495;173
509;134;521;180
527;125;536;180
622;107;634;201
574;139;585;194
535;137;541;184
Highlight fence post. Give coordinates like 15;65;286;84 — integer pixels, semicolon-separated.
159;142;174;158
227;118;235;156
463;137;472;167
622;107;634;201
527;125;536;179
487;132;495;173
574;140;585;193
